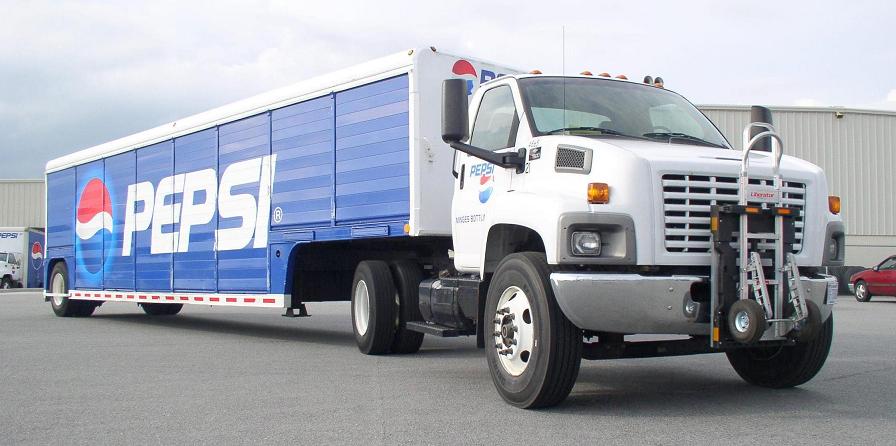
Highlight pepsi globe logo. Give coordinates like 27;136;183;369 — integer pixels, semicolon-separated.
479;173;494;203
76;178;113;273
30;241;43;271
451;59;507;95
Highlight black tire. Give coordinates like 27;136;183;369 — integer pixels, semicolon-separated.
351;260;397;355
726;313;833;388
727;299;767;344
793;300;822;342
0;277;11;289
48;262;97;317
854;280;872;302
484;252;582;409
140;303;183;316
389;261;425;354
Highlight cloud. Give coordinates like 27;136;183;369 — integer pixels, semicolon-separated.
1;0;895;178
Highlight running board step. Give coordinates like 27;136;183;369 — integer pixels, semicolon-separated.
405;321;474;337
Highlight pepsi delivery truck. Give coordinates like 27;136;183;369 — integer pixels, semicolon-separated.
45;48;844;408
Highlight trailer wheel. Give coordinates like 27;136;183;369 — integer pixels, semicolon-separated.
389;261;425;354
727;299;766;344
351;260;397;355
49;263;97;317
140;303;183;316
726;313;833;388
485;252;582;409
854;280;871;302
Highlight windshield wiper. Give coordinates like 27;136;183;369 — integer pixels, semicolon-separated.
642;132;728;149
545;126;634;138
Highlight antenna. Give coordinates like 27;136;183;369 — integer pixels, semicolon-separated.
562;25;567;131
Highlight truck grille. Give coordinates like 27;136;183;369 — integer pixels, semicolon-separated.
661;174;806;253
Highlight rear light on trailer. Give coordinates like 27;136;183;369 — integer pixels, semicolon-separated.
587;183;610;204
829;196;841;214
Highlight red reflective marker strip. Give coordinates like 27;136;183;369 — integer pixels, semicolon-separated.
226;298;237;303
104;294;111;298
194;297;204;302
151;295;160;300
93;293;101;298
244;298;256;303
262;298;275;304
210;297;220;302
138;295;147;300
180;296;189;301
115;294;123;299
165;296;174;301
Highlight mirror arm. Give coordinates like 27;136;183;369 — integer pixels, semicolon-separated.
448;141;526;171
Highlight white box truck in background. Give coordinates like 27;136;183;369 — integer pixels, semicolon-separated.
0;228;44;288
43;48;843;408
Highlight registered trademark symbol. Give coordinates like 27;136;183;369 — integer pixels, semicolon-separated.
273;207;283;223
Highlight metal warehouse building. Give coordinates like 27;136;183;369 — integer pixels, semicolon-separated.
0;179;44;228
700;105;895;267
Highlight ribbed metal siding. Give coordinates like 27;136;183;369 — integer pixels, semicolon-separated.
0;180;45;228
699;106;896;237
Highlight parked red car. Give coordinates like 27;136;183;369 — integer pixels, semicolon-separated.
850;255;896;302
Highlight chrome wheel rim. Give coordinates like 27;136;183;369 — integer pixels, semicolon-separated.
493;286;535;377
856;283;866;300
51;272;65;306
353;280;370;336
734;310;750;333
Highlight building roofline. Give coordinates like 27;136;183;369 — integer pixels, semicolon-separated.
698;104;896;117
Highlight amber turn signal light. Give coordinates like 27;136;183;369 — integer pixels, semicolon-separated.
829;196;841;214
588;183;610;204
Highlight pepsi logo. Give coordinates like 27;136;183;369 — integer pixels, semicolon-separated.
31;241;43;271
76;178;113;241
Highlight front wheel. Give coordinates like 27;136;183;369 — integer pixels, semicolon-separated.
351;260;396;355
485;252;582;409
726;313;833;388
854;280;872;302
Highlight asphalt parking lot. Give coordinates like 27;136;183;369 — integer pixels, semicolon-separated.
1;290;894;445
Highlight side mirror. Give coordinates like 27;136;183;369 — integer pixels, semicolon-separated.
439;79;526;172
442;79;469;143
749;105;773;152
873;266;880;272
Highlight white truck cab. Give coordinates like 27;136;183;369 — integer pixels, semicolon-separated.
439;72;843;408
0;251;22;289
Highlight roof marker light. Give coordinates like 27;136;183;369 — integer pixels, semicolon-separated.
580;70;593;76
643;75;654;84
598;72;611;77
529;69;542;74
654;76;665;88
615;74;628;80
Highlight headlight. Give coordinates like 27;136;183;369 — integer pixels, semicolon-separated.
571;231;602;256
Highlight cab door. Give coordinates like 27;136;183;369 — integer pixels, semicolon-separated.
452;83;522;272
875;256;896;296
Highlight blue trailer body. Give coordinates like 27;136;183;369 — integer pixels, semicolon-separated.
46;74;411;298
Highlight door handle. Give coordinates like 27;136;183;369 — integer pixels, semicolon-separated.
459;164;465;190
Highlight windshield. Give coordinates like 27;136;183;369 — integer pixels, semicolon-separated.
518;77;730;148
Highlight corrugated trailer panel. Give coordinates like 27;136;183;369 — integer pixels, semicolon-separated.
271;94;335;228
103;150;136;290
334;74;410;224
174;127;218;291
0;181;44;228
74;160;106;289
217;113;270;292
46;173;75;248
135;141;174;291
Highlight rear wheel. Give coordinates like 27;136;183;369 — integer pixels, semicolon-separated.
854;280;872;302
49;263;97;317
0;277;10;289
485;252;582;409
389;261;425;354
351;260;396;355
726;314;833;388
140;303;183;316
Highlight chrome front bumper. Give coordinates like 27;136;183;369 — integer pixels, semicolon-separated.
550;273;836;335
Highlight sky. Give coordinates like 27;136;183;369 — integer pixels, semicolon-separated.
1;0;894;179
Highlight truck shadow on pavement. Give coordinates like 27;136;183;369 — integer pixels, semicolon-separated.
90;313;358;347
557;363;836;414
